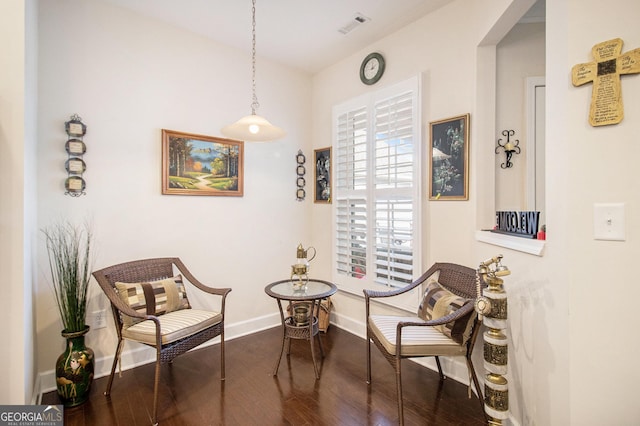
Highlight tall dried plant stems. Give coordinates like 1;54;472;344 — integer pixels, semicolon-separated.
43;222;92;333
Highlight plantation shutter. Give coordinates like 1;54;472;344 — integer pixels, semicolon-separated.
374;197;413;285
335;198;367;278
374;92;414;190
373;91;415;286
333;76;420;289
335;107;368;278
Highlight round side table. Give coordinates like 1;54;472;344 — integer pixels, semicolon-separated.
265;279;337;379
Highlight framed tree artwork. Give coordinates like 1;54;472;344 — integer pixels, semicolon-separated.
428;114;469;200
161;129;244;196
314;147;331;203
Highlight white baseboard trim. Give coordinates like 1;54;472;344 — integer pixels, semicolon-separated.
38;311;484;410
37;313;281;396
32;375;41;405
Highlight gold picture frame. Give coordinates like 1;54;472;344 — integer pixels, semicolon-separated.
314;147;331;203
428;114;469;200
162;129;244;196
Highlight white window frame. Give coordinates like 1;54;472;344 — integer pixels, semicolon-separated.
331;76;422;307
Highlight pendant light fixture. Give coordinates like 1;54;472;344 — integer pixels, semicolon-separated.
221;0;285;142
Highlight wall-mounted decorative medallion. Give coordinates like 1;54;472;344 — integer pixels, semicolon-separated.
296;150;306;201
64;114;87;197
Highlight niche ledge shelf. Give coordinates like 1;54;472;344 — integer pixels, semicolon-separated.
475;230;545;257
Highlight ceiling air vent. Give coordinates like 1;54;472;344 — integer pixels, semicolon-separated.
338;13;371;35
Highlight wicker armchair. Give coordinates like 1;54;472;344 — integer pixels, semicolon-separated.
92;257;231;426
364;262;486;425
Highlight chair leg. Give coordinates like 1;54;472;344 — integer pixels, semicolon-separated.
151;352;161;426
220;328;226;381
435;356;445;380
467;356;488;423
104;338;124;396
395;357;404;426
366;327;372;384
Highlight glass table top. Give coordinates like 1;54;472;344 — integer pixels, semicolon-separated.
265;279;337;300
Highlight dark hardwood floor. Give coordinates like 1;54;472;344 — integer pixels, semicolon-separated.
42;326;486;425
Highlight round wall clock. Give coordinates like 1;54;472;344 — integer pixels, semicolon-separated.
360;52;385;85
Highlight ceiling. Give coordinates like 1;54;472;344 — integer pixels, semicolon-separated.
101;0;545;74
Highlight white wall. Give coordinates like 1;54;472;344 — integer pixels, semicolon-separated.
21;0;640;424
0;0;37;405
488;21;550;426
36;0;312;387
560;0;640;424
312;0;639;425
311;1;543;424
311;0;514;273
25;0;39;405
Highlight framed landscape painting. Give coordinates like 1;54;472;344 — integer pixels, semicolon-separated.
162;129;244;196
428;114;469;200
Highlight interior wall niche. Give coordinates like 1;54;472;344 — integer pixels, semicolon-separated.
526;76;545;227
495;21;546;219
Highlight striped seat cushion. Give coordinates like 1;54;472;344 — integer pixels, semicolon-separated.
122;309;222;345
369;315;467;357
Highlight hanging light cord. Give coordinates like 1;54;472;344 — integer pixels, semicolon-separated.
220;0;284;141
250;0;259;115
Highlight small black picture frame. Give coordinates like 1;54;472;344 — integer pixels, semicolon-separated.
65;115;87;137
314;147;331;203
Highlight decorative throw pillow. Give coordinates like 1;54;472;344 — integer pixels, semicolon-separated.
417;278;475;344
115;275;191;327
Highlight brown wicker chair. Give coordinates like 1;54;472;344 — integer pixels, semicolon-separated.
364;262;486;425
92;257;231;426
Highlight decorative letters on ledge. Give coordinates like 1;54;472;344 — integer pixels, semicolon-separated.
493;211;541;239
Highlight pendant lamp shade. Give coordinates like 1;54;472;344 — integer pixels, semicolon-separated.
221;0;285;142
222;114;285;142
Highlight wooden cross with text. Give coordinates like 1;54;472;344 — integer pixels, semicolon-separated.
572;38;640;126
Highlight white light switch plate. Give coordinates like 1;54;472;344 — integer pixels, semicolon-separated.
593;203;625;241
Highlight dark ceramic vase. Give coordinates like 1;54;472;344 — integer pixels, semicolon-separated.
55;326;94;407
